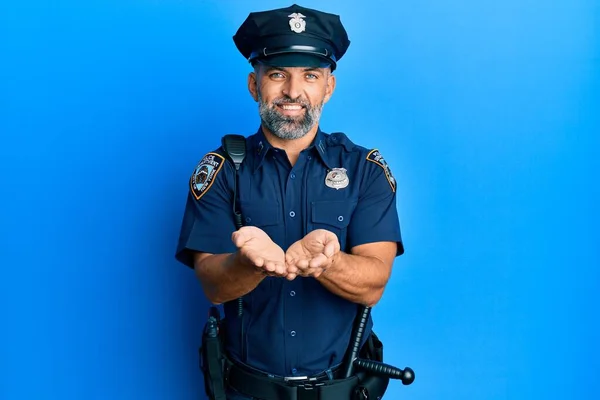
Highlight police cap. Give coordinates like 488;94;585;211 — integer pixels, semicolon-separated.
233;4;350;71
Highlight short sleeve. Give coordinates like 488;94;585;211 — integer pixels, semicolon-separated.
346;149;404;256
175;151;238;268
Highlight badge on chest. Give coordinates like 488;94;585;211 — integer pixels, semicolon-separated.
325;168;349;190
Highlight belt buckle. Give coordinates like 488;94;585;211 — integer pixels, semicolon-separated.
284;375;326;390
284;375;310;382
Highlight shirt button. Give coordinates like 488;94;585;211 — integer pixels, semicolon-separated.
291;368;298;374
307;155;312;160
337;215;344;222
290;290;296;297
290;330;296;337
289;211;296;217
290;173;296;179
245;217;252;223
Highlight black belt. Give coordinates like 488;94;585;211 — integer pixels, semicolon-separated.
225;359;360;400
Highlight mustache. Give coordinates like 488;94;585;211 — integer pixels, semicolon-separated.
273;96;309;107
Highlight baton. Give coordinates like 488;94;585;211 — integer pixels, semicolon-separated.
342;305;415;385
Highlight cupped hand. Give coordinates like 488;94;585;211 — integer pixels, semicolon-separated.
231;226;287;277
285;229;340;279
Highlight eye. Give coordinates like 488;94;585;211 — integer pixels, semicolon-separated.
306;73;318;80
269;72;285;79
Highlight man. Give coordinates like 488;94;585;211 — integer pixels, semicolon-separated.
175;4;404;399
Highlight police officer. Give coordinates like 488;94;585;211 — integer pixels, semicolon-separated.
175;4;404;400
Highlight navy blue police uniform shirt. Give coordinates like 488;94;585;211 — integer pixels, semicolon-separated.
175;127;404;377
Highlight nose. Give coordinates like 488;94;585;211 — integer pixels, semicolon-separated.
282;75;303;100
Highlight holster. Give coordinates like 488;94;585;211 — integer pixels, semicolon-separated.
352;331;390;400
199;308;227;400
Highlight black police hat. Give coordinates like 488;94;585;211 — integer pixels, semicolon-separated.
233;4;350;71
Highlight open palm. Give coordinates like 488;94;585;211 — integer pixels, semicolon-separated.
285;229;340;278
232;226;286;276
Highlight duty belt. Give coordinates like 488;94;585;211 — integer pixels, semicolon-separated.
225;359;361;400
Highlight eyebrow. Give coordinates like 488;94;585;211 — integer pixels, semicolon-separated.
264;66;323;73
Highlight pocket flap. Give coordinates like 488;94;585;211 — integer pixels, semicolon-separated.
311;200;356;229
241;202;280;227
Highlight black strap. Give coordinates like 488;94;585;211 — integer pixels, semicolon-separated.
225;359;359;400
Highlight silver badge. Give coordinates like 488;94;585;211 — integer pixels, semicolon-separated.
288;13;306;33
325;168;349;190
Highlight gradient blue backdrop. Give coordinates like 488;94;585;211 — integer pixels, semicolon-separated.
1;0;598;399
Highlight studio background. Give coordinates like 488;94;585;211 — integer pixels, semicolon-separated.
1;0;598;399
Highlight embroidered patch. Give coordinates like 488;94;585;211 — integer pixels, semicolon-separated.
366;149;396;192
325;168;349;190
190;152;225;200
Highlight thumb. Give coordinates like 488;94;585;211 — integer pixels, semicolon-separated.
231;229;250;248
323;234;339;258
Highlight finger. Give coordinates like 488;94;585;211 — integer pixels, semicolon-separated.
264;261;287;276
285;273;297;281
232;230;250;248
296;258;310;270
323;241;334;258
274;262;288;276
286;264;299;274
323;238;339;258
308;253;328;269
312;268;324;278
285;247;299;261
263;260;278;272
244;250;265;267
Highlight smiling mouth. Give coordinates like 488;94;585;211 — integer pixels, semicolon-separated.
276;103;306;116
278;104;303;110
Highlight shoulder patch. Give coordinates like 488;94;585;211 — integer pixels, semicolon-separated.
190;152;225;200
366;149;396;192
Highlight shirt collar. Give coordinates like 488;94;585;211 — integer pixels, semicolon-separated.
312;127;334;169
250;126;334;172
250;127;272;173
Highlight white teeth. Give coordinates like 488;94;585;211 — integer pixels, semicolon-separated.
281;105;301;110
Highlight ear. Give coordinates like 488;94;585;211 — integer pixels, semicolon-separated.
248;71;259;102
323;72;336;104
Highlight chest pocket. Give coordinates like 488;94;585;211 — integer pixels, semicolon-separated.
310;200;357;252
240;202;282;241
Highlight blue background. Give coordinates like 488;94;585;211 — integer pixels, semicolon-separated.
1;0;598;399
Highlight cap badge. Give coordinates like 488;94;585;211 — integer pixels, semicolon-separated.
288;13;306;33
325;168;349;190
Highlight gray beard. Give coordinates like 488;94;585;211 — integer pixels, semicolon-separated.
257;92;323;140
